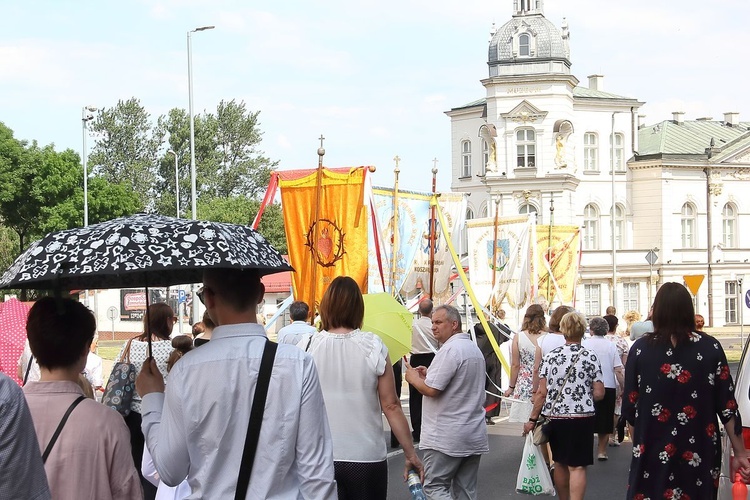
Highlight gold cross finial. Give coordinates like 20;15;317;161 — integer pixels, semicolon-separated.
317;134;325;158
432;157;438;174
393;155;401;173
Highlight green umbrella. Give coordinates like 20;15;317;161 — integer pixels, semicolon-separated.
362;293;413;361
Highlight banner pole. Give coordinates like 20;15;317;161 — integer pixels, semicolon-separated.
390;157;401;296
309;136;325;323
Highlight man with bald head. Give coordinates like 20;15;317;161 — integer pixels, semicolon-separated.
137;268;336;498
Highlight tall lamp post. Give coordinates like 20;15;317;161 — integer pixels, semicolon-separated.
187;25;214;324
81;106;98;227
167;149;180;217
610;111;624;311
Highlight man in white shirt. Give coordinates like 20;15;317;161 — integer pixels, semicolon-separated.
405;305;489;500
137;268;337;499
277;301;317;346
408;298;438;442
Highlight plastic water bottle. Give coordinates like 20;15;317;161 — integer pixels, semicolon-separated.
733;472;748;500
407;469;427;500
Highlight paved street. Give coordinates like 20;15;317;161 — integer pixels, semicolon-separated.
384;397;632;499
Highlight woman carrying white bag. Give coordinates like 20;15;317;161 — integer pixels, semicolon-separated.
516;433;555;496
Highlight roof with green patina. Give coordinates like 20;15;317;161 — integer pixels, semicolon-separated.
637;119;750;158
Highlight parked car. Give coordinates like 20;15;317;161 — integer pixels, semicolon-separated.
718;336;750;499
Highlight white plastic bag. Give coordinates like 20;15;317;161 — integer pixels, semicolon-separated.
516;433;555;496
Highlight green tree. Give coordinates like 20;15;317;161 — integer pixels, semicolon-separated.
88;98;161;209
198;197;286;254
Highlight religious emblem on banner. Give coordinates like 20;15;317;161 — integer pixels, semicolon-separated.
306;219;345;267
486;239;509;272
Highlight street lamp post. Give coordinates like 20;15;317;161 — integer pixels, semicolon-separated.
187;25;214;324
610;112;623;311
81;106;97;227
167;149;180;217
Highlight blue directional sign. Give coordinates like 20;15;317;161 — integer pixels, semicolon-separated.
745;289;750;309
178;289;187;304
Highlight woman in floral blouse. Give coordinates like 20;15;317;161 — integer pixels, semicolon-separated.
523;311;604;500
622;282;750;500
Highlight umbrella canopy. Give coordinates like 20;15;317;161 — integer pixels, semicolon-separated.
362;293;413;361
0;298;31;384
0;213;293;290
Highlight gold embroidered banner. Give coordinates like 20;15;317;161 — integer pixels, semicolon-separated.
279;167;369;312
535;225;581;305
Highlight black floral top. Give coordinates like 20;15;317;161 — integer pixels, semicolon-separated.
539;343;602;417
622;331;741;500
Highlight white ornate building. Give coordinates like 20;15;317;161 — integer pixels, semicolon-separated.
447;0;750;327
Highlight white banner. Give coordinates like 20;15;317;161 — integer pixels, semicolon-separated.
467;215;534;313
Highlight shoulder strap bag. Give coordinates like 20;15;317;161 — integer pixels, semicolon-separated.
23;355;35;386
235;340;278;500
42;395;86;463
532;349;582;446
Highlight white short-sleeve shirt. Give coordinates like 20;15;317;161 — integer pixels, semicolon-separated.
421;333;489;457
308;329;389;462
582;336;622;388
539;343;603;417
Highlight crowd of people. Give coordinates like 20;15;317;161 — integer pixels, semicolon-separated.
3;275;750;500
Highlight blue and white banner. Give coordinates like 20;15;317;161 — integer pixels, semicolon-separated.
367;188;431;294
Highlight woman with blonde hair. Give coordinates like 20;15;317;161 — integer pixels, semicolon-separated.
524;311;604;500
504;304;546;422
307;276;422;499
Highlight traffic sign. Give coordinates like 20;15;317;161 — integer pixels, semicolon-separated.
106;306;118;321
745;289;750;309
683;275;704;296
178;289;187;304
645;250;658;265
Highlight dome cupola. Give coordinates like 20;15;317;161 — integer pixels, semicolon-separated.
488;1;571;77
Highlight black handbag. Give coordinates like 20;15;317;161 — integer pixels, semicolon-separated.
532;351;581;446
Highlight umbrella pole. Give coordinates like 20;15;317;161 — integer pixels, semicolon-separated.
145;285;152;359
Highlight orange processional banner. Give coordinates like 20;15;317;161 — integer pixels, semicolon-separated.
535;225;581;305
278;167;370;312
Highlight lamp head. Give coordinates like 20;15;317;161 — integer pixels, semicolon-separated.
193;25;215;32
167;149;176;155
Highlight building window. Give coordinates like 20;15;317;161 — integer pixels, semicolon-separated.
466;207;474;220
519;203;538;223
516;129;536;168
480;203;488;218
519;34;530;56
609;133;625;172
584;284;600;317
481;140;488;176
583;204;599;250
726;280;738;324
681;203;696;248
584;132;598;172
612;204;625;249
461;140;471;177
623;283;639;312
722;203;736;248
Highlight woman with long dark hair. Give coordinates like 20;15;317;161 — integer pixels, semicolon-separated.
623;282;750;499
117;301;175;500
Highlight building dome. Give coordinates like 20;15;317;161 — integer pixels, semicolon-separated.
487;12;571;77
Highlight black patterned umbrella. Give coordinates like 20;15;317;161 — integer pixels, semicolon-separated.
0;213;293;290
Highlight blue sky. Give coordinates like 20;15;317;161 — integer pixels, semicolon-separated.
1;0;748;193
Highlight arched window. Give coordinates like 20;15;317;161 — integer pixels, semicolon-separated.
583;204;599;250
722;203;737;247
584;132;598;172
519;203;538;223
466;207;474;220
681;203;696;248
609;133;625;172
612;204;625;249
480;203;489;218
519;34;530;56
461;140;471;177
481;139;488;176
516;129;536;169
